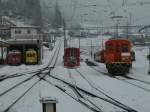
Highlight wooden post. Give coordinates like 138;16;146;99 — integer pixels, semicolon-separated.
23;45;26;64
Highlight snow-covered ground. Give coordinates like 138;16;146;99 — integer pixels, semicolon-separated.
0;36;150;112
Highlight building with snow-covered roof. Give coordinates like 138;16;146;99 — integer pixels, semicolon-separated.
10;26;42;40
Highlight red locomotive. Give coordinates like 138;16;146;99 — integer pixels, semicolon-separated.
64;47;80;68
94;50;105;63
7;50;22;65
104;39;132;74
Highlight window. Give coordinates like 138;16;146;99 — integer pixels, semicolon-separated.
33;53;35;57
15;30;21;34
27;29;31;34
15;30;17;34
70;49;74;57
122;45;128;52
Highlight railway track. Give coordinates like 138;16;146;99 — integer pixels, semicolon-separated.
116;75;150;85
0;39;62;81
85;61;150;93
85;60;150;83
74;69;138;112
114;76;150;93
0;39;144;112
67;69;103;112
44;67;138;112
3;80;39;112
0;40;63;112
0;72;39;97
44;77;101;112
0;40;62;98
0;39;62;83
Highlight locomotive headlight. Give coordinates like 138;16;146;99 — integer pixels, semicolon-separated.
122;57;129;61
121;53;130;61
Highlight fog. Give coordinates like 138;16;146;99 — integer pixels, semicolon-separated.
43;0;150;26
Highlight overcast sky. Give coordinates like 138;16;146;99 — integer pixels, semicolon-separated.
44;0;150;26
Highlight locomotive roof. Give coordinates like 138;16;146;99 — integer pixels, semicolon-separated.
26;49;36;52
106;38;131;43
0;40;9;47
8;50;21;54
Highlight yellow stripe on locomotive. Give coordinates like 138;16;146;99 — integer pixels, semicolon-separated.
25;49;37;64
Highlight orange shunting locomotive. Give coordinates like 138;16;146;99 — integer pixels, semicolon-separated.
104;39;132;75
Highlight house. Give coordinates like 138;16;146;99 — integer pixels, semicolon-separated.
10;26;42;40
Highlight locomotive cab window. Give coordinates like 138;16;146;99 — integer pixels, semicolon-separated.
33;53;35;57
121;45;128;52
68;48;75;57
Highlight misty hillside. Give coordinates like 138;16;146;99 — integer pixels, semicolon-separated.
0;0;42;26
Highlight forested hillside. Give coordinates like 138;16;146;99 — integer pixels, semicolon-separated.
0;0;42;26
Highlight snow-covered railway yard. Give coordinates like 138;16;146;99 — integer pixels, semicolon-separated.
0;37;150;112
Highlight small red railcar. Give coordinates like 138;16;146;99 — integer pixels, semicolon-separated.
104;39;132;75
64;47;80;68
7;50;22;65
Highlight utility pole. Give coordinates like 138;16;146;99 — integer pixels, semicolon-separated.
116;20;119;38
128;13;132;38
129;13;132;27
79;36;80;49
91;40;92;59
63;20;67;48
111;16;123;39
79;15;83;49
126;19;129;39
148;44;150;74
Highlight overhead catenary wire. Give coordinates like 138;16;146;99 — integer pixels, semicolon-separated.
48;4;109;9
